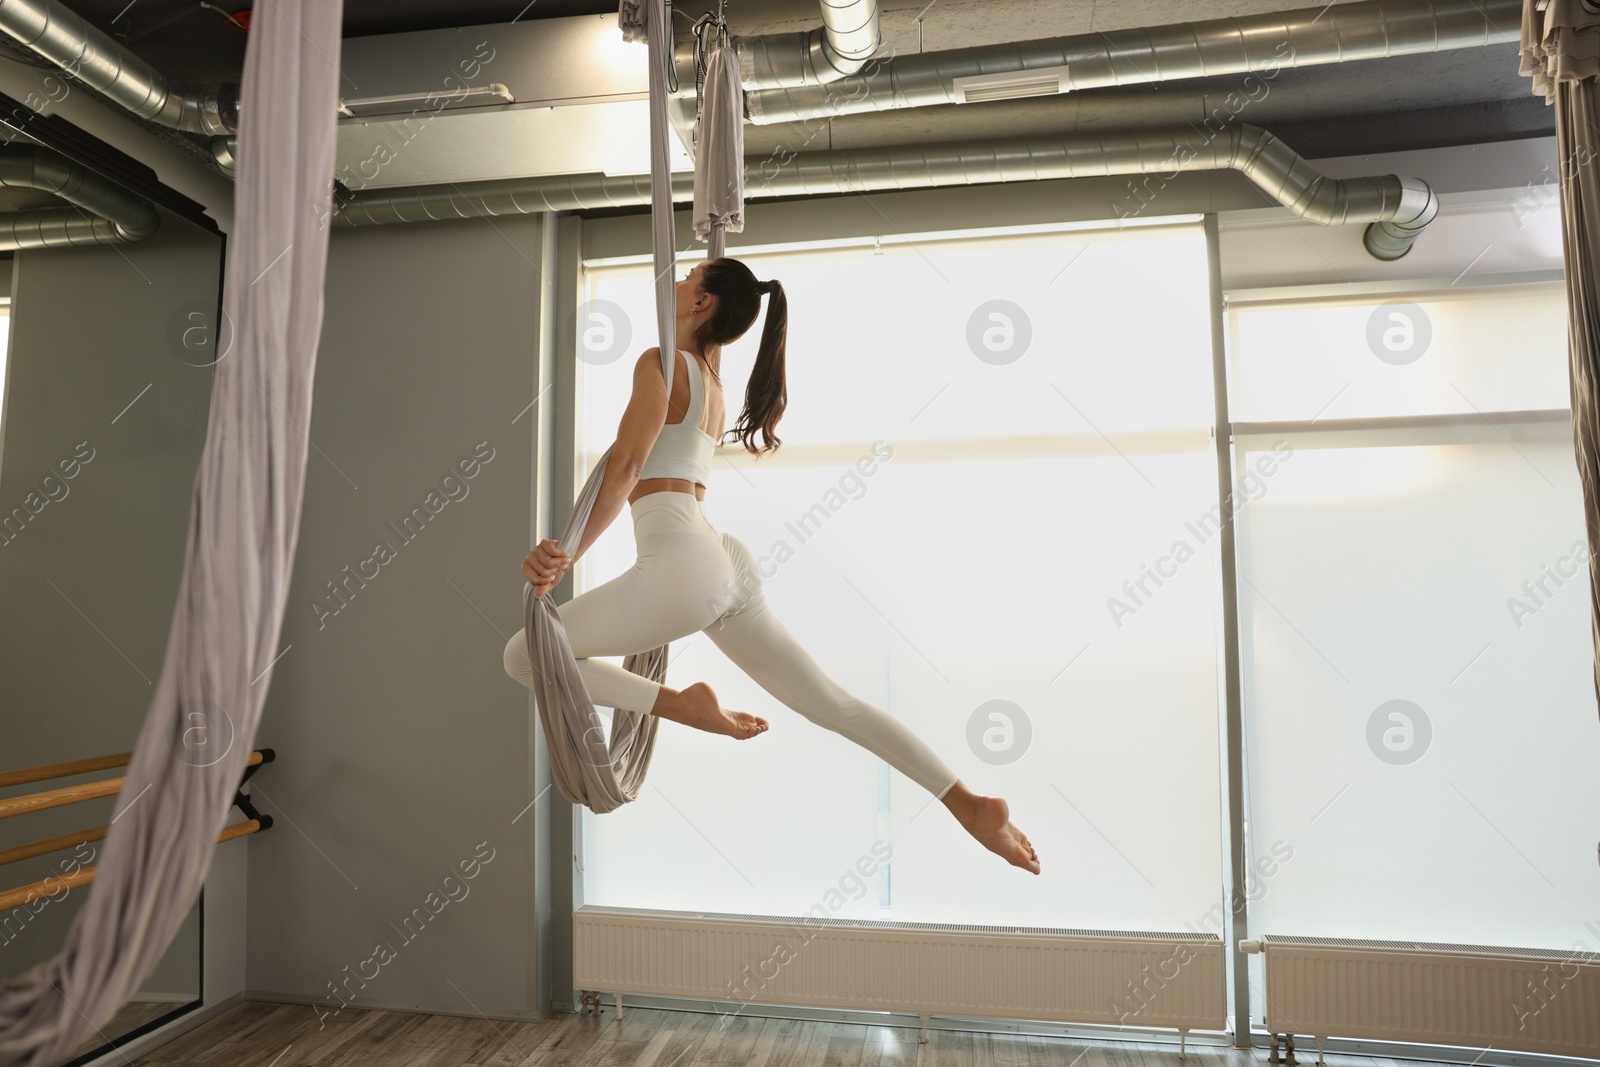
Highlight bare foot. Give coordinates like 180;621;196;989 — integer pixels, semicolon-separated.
946;789;1040;874
661;681;769;740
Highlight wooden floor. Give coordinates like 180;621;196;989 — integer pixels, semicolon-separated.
124;1000;1424;1067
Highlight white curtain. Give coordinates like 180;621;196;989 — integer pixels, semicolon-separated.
1521;0;1600;712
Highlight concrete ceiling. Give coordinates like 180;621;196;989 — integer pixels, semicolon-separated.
0;0;1554;215
20;0;619;84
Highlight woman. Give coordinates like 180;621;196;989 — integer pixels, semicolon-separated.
503;257;1040;875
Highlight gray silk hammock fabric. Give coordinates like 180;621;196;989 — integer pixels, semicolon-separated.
0;1;343;1063
1519;0;1600;713
526;0;744;813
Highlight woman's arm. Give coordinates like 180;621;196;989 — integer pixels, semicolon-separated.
529;348;672;592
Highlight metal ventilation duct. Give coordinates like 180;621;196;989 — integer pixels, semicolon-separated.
740;0;1523;123
0;0;237;135
215;13;689;183
733;0;883;89
332;123;1438;260
0;143;160;249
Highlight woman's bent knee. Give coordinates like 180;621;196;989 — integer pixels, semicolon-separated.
503;629;532;686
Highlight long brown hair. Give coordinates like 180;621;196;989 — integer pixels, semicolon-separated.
691;257;787;458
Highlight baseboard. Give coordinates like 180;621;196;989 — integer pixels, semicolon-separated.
242;988;555;1026
126;992;198;1004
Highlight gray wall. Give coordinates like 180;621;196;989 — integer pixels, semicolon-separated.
0;207;223;1001
245;213;546;1018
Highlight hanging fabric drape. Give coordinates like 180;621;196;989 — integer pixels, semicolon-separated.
522;0;674;814
524;0;744;813
0;2;343;1063
1519;0;1600;714
694;23;746;259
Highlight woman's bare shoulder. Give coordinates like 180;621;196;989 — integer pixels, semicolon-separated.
632;347;677;383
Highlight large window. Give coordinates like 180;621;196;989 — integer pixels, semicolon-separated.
574;221;1229;930
1227;283;1600;962
567;225;1600;975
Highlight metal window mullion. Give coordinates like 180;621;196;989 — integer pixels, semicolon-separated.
1233;409;1570;438
551;213;584;1014
1204;212;1252;1046
1222;269;1565;307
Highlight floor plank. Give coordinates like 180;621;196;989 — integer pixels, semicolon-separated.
818;1022;868;1067
400;1047;480;1067
686;1010;765;1067
972;1030;1031;1067
484;1010;607;1067
858;1024;923;1067
564;1005;667;1065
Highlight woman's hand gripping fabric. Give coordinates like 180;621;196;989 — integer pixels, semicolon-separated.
523;539;572;598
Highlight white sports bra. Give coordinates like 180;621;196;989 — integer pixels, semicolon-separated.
638;349;717;487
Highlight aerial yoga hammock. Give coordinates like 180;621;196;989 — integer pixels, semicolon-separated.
0;1;344;1063
521;0;745;813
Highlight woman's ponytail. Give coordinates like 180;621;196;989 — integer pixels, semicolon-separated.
728;278;786;457
692;259;789;458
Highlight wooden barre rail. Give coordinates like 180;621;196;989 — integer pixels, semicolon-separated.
0;750;269;821
0;819;263;911
0;751;135;790
0;747;276;908
0;823;109;868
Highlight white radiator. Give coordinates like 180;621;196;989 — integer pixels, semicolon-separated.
574;906;1226;1033
1247;935;1600;1058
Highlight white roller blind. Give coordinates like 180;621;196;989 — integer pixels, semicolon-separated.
1229;289;1600;956
1229;284;1570;422
575;224;1227;930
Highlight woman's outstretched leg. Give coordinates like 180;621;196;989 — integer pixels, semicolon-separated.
701;535;1039;874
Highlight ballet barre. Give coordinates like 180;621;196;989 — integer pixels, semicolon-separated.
0;747;276;911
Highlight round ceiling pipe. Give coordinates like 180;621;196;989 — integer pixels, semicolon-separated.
0;0;238;135
740;0;1523;124
330;122;1438;260
0;143;161;248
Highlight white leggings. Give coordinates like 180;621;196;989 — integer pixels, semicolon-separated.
503;489;959;800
